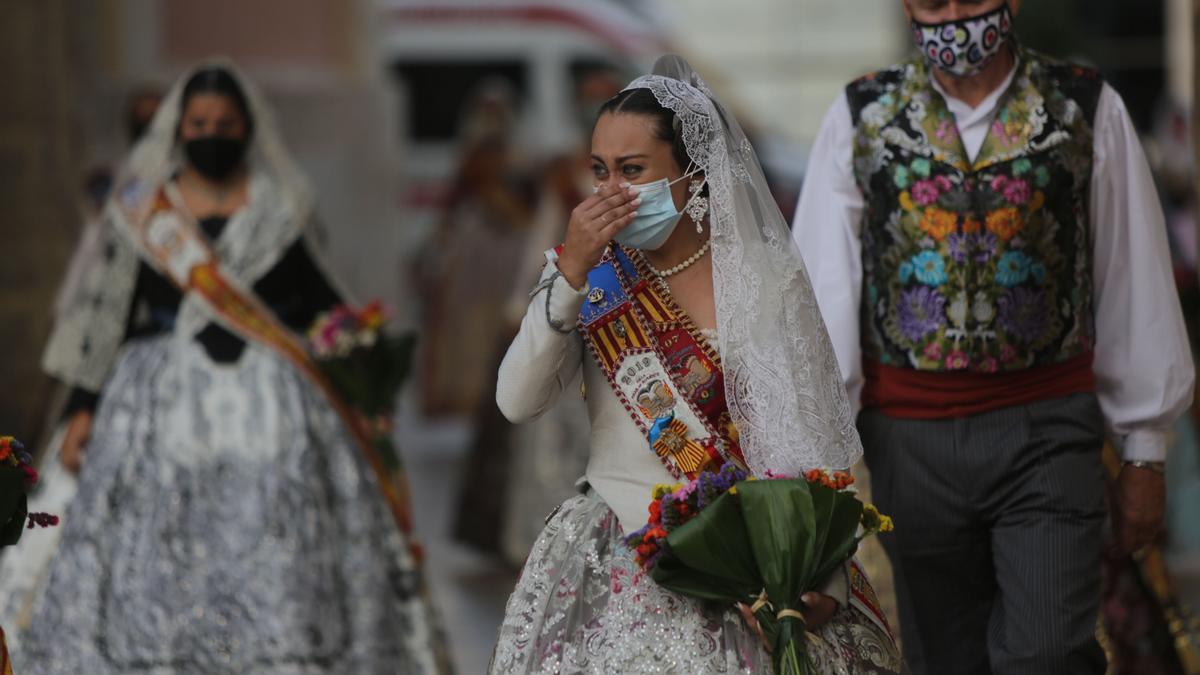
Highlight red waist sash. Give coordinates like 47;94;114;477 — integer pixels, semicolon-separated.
862;352;1096;419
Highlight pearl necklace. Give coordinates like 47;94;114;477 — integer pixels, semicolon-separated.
642;239;711;281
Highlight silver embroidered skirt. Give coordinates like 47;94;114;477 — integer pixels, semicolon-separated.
15;336;442;674
490;490;903;674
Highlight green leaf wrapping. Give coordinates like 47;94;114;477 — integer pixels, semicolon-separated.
642;477;876;674
0;470;28;548
649;491;760;603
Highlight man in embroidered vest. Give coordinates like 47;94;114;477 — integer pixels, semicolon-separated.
792;1;1194;673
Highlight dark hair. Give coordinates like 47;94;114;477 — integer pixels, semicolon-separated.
125;85;163;143
597;88;691;172
178;67;254;138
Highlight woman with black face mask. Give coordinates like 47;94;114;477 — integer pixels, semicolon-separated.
20;62;447;673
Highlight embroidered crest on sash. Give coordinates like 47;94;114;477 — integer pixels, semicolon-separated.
578;246;745;479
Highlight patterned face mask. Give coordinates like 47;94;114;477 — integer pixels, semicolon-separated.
912;3;1013;78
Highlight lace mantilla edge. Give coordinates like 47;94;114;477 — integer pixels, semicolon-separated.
624;62;862;475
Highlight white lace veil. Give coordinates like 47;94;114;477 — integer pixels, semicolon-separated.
43;59;340;391
117;58;315;246
625;55;862;474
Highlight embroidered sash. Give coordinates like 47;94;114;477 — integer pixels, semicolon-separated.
114;183;415;540
848;559;893;638
578;246;745;480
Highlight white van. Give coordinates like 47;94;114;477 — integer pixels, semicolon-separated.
376;0;669;240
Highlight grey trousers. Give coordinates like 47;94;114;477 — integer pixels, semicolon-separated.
859;392;1108;675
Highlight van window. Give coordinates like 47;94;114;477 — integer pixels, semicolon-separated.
392;60;528;142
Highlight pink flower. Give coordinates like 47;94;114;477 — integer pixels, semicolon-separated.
1002;179;1030;205
992;119;1016;146
936;120;956;142
945;350;969;370
977;356;999;373
671;482;696;502
990;175;1009;192
912;179;940;206
999;344;1017;364
923;342;944;362
933;175;953;192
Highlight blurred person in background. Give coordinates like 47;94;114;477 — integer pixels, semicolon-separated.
413;81;541;555
417;80;535;420
1147;100;1200;557
0;86;163;646
490;55;901;674
793;0;1193;673
496;65;624;566
16;62;444;673
56;87;164;320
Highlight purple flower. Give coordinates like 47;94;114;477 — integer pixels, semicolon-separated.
973;232;999;263
947;232;970;263
997;287;1048;344
912;179;940;206
897;287;946;342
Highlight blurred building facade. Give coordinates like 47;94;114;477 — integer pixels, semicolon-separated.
659;0;907;145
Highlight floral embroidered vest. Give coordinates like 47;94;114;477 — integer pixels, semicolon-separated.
847;46;1104;374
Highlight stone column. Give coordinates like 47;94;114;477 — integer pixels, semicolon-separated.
0;2;87;448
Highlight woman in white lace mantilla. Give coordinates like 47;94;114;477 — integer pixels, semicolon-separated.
15;62;446;674
490;55;902;674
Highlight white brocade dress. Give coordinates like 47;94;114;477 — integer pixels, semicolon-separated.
16;336;442;674
488;256;903;674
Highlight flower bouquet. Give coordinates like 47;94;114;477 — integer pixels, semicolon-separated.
307;301;417;471
625;464;893;674
0;436;58;548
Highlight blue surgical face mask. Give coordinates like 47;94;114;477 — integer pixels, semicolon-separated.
606;165;703;251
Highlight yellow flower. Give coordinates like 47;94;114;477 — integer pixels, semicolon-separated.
985;207;1023;241
652;483;682;500
1028;190;1045;212
919;207;958;241
899;191;916;212
728;486;738;495
861;503;895;533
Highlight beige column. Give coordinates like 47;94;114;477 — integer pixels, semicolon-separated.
0;2;87;448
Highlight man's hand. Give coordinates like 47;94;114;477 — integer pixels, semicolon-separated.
1112;463;1166;554
737;592;839;651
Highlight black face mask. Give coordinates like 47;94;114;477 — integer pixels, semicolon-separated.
184;137;247;180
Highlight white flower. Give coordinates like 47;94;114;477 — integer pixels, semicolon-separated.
972;291;995;325
335;331;355;357
947;292;969;328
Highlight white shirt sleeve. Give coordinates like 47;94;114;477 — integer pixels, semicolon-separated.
1090;83;1195;462
791;93;867;413
495;251;587;423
